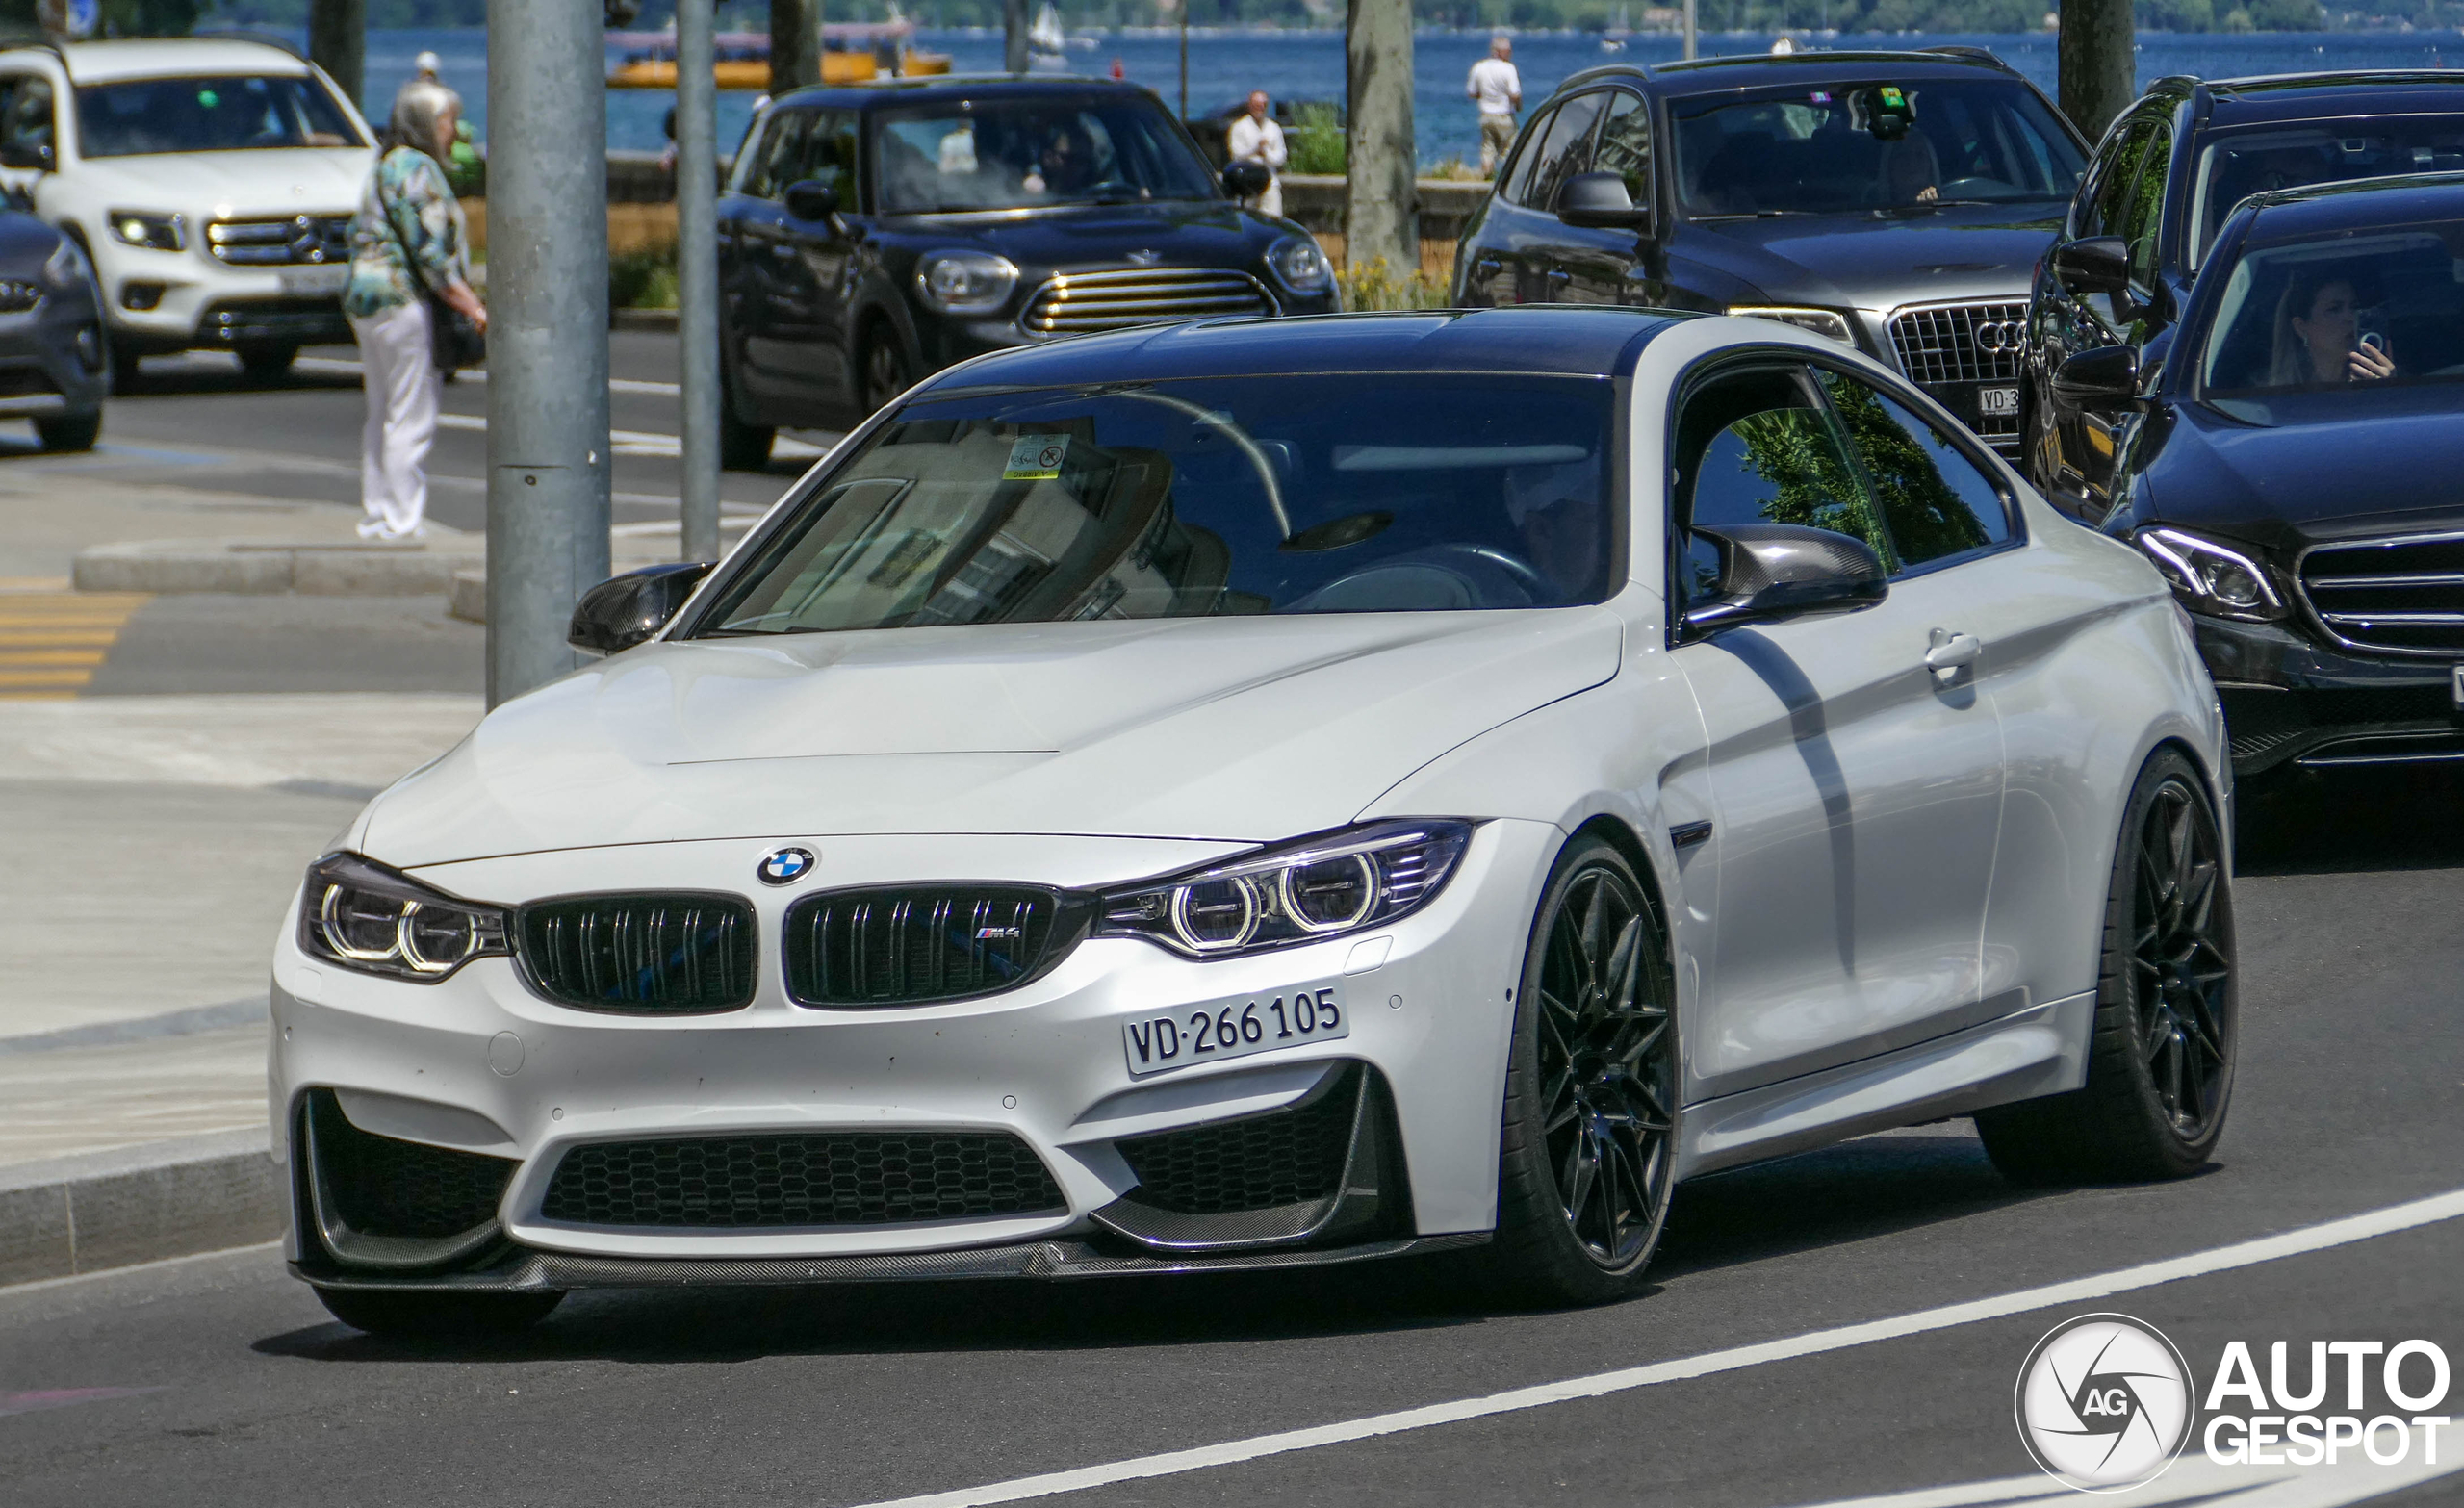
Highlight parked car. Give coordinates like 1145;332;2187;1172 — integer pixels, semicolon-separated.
1450;47;2087;459
2049;171;2464;785
0;38;375;388
2024;69;2464;520
272;306;2231;1336
0;198;108;449
713;74;1338;469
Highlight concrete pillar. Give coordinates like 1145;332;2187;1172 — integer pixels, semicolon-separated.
2059;0;2138;145
676;0;721;566
307;0;365;112
1344;0;1415;279
484;0;612;705
1006;0;1029;74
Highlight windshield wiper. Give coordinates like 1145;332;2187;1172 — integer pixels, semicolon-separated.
1691;209;1820;221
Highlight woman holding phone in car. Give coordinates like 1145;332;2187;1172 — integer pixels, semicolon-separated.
2270;268;2396;386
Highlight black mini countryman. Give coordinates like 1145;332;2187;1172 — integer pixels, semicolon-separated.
715;75;1337;468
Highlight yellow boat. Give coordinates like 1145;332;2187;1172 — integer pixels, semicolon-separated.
607;26;950;90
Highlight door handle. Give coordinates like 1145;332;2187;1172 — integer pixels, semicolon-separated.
1545;268;1572;285
1472;255;1502;275
1925;631;1983;673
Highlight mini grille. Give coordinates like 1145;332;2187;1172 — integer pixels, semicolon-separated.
0;279;41;314
2298;532;2464;656
1887;302;2026;441
540;1132;1066;1228
1116;1064;1360;1215
206;214;351;266
783;886;1075;1008
1021;267;1273;336
309;1090;514;1239
518;893;756;1013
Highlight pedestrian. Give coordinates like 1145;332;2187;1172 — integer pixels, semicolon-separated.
342;79;485;543
1468;36;1522;179
1225;89;1287;218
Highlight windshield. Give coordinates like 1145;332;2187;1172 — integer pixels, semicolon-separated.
874;96;1218;214
1671;79;2082;217
688;375;1616;635
2196;217;2464;399
2189;119;2464;268
75;74;364;158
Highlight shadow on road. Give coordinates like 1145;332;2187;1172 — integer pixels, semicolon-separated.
2236;765;2464;877
113;357;360;398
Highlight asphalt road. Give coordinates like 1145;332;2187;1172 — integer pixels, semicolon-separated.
3;769;2461;1508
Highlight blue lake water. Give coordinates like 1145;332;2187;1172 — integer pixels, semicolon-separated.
280;25;2464;168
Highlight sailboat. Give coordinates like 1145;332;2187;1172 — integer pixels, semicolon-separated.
1028;3;1067;61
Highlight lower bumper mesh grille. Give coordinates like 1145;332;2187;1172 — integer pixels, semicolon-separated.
1115;1064;1360;1215
540;1131;1067;1229
517;892;757;1013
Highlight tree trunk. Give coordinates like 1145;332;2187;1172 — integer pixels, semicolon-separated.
307;0;365;115
2058;0;2137;147
1005;0;1029;74
1344;0;1415;280
771;0;824;93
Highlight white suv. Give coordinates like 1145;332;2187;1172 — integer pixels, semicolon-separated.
0;38;375;387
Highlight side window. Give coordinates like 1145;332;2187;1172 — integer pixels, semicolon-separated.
2117;124;2172;286
1523;90;1609;213
0;75;55;165
1498;104;1558;207
2079;118;2152;241
744;108;813;201
802;108;860;206
1815;371;2012;572
1676;364;1892;599
1592;91;1651;205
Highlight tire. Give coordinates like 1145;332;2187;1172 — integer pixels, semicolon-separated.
860;326;911;415
718;363;774;471
1473;833;1680;1307
1977;747;2236;1185
236;342;297;383
35;409;101;453
314;1286;562;1339
108;338;144;396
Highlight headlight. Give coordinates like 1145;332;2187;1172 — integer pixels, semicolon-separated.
2135;526;2286;622
297;852;510;983
108;211;185;253
914;251;1017;315
41;237;87;290
1268;236;1332;294
1726;305;1855;344
1095;820;1475;959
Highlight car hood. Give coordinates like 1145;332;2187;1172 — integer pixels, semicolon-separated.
73;147;372;216
360;608;1624;868
2146;392;2464;550
1673;201;2061;309
881;198;1278;272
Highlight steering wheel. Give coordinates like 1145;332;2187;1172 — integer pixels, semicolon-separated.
1936;175;2013;199
1292;543;1552;612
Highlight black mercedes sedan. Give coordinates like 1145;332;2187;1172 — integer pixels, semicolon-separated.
2053;172;2464;781
1449;47;2087;458
0;197;105;450
715;75;1337;469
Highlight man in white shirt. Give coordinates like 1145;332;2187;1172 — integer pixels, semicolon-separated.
1225;89;1288;218
1467;37;1522;178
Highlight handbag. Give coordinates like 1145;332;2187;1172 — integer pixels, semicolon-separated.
381;152;486;372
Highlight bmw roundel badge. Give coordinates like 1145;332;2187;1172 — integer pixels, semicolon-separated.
757;846;816;886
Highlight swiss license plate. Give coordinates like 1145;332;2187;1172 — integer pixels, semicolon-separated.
278;265;348;296
1121;984;1348;1080
2451;664;2463;711
1979;384;2021;418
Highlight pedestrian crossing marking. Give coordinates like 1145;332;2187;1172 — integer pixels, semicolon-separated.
0;590;150;699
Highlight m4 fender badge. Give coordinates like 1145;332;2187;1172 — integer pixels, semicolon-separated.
757;847;816;885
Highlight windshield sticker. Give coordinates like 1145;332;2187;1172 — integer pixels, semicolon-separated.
1004;436;1070;481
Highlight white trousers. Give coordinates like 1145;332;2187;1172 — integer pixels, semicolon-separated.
1245;176;1284;219
349;299;438;537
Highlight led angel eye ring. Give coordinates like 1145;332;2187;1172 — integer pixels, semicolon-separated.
1169;876;1260;953
1279;854;1377;933
396;900;481;975
320;883;403;964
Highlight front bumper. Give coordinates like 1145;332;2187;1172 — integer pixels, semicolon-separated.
272;824;1552;1290
0;283;107;415
94;240;349;352
2194;616;2461;773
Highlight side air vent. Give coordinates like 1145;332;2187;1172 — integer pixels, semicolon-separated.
299;1089;516;1270
783;886;1085;1009
516;893;757;1013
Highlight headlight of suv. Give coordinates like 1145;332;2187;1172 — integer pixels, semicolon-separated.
41;237;88;290
914;251;1018;314
1726;305;1855;344
297;852;510;983
108;211;185;253
1096;820;1475;959
1268;236;1332;295
2135;526;2287;622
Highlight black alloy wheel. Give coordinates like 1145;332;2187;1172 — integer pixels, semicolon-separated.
717;357;774;471
1476;834;1678;1305
1978;748;2236;1184
861;331;911;415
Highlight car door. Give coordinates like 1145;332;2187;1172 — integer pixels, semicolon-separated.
729;106;814;413
1458;95;1606;307
773;105;863;416
1522;89;1612;304
1666;356;2008;1102
1455;103;1555;306
2040;115;2167;519
1553;89;1670;308
0;72;58;201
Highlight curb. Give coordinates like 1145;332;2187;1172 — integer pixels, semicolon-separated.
0;1128;283;1287
449;566;485;623
73;540;483;596
613;306;680;332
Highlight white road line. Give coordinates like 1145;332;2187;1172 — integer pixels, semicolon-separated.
296;354;682;396
1788;1452;2463;1508
0;1240;282;1299
856;1188;2464;1508
428;410;829;460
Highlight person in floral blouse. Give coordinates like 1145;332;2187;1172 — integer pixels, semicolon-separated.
344;80;487;542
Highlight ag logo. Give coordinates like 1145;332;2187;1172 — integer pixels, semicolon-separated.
2015;1314;2194;1492
756;846;815;886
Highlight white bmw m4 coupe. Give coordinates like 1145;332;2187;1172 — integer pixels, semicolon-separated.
274;308;2236;1335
